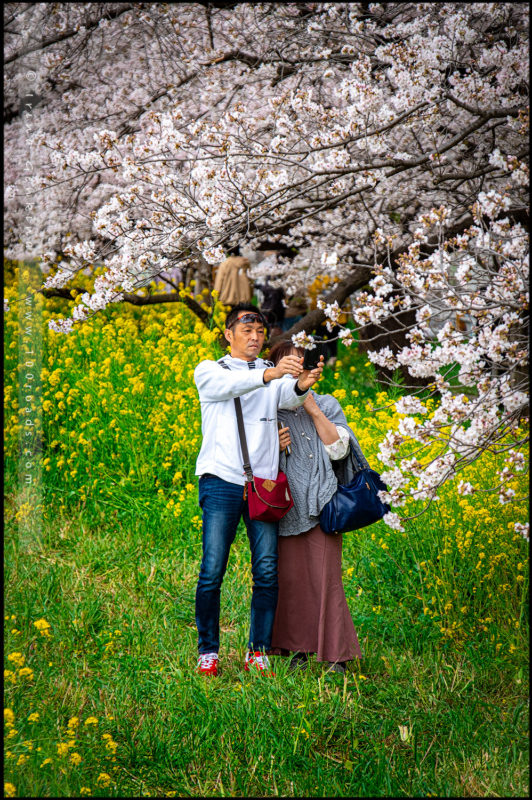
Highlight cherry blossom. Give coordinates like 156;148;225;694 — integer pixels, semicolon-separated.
4;2;528;527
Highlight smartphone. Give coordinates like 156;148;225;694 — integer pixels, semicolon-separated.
303;341;326;370
277;420;291;456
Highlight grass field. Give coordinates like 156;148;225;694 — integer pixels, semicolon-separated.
3;263;529;797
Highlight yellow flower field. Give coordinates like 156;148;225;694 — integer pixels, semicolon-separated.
3;261;529;797
4;262;528;650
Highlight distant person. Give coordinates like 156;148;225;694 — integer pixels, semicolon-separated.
213;256;252;307
193;303;324;676
256;280;286;337
268;341;363;674
282;292;308;332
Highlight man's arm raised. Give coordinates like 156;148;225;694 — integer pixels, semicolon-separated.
273;355;325;408
195;360;266;402
263;354;304;384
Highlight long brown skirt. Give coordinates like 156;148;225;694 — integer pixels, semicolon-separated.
270;524;362;663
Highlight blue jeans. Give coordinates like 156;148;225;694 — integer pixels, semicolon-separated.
196;475;279;654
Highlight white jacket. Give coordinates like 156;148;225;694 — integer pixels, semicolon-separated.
194;354;307;485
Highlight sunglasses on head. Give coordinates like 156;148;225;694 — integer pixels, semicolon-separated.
228;311;267;328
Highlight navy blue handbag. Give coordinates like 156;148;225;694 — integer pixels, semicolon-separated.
319;446;390;535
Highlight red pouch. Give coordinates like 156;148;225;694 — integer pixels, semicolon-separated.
245;471;294;522
218;362;294;523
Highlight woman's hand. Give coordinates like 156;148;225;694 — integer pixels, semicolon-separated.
302;392;340;445
278;426;291;452
303;393;318;413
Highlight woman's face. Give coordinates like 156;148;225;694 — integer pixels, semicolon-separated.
273;346;300;366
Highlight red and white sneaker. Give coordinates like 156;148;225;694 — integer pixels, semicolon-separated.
244;650;275;676
196;652;219;676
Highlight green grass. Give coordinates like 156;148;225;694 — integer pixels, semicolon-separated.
4;493;528;797
3;264;529;797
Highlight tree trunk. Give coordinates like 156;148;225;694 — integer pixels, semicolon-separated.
267;264;373;348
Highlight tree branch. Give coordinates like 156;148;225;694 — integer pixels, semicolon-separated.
40;286;213;326
443;91;523;120
4;4;136;65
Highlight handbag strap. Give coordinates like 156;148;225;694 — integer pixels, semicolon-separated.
219;361;253;482
349;439;368;472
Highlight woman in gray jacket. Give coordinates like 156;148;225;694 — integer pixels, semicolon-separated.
268;341;364;674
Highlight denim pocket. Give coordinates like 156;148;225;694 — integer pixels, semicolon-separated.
198;475;216;509
198;476;208;509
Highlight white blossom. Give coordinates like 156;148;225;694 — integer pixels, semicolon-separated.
48;318;75;334
514;522;529;541
292;331;315;349
2;2;527;528
382;511;404;532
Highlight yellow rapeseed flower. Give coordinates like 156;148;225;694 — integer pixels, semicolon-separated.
18;667;34;680
7;652;25;668
4;708;15;726
96;773;111;787
4;783;16;797
84;716;98;726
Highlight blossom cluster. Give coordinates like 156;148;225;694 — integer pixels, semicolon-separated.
4;3;529;522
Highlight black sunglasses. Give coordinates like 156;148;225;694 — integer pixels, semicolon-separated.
228;311;268;328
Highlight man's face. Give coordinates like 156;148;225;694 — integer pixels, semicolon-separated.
225;320;266;361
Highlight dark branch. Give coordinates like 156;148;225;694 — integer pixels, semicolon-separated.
40;286;212;326
4;4;136;65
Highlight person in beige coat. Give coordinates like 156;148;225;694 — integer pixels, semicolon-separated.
213;256;252;306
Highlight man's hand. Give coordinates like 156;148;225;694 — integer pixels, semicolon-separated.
296;355;324;391
263;354;303;383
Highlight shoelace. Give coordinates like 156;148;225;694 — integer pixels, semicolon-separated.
198;654;218;668
249;652;270;670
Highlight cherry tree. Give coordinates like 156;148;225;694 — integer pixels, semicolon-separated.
4;2;529;529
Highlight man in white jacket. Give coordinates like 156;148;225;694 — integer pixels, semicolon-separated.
193;303;323;676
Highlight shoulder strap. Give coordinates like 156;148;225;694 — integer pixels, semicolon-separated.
350;432;370;471
219;361;253;482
